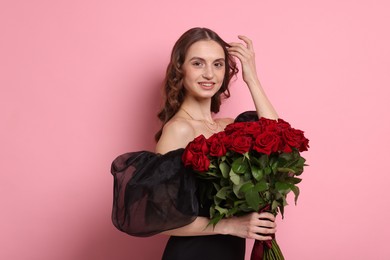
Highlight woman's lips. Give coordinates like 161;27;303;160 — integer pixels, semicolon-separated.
198;82;215;89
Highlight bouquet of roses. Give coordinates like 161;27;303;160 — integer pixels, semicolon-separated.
182;117;309;260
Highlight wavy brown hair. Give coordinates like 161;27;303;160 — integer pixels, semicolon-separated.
155;27;239;141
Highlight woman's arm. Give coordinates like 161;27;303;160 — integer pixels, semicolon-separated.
228;36;278;120
163;212;276;241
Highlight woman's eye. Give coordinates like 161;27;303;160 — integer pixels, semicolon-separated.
192;62;203;67
214;62;224;68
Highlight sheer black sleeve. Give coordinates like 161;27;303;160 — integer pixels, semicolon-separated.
234;111;259;122
110;149;198;237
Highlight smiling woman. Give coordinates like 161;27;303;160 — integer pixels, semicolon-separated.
110;27;279;260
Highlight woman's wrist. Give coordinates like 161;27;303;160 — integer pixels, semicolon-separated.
211;218;229;235
245;76;262;90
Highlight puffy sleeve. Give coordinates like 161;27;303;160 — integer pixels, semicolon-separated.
110;148;198;237
234;110;259;122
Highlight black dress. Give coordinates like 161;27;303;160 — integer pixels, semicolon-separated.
110;112;259;260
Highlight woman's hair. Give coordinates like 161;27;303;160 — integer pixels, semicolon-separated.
155;27;239;142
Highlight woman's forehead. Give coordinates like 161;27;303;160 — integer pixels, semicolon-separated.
186;40;225;60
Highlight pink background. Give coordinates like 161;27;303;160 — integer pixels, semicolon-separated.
1;0;389;259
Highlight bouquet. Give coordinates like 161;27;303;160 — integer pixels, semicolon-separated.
182;117;309;260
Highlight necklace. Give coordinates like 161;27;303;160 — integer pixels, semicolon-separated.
181;107;220;133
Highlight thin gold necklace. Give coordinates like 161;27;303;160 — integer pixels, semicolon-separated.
181;107;220;132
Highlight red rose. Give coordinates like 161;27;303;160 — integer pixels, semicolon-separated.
187;135;209;154
207;132;227;157
282;128;309;152
230;135;253;154
182;147;195;168
182;135;209;168
276;118;291;130
279;141;293;153
224;122;246;135
189;153;210;172
259;117;278;132
243;122;262;135
253;131;280;155
293;129;309;152
222;133;235;149
264;124;279;134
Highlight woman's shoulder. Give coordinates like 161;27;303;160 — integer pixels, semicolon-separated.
216;117;234;130
156;117;196;154
163;117;197;140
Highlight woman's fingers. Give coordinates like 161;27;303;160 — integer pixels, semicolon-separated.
238;35;254;51
246;212;277;240
228;42;251;56
258;212;276;222
226;212;277;240
228;37;255;64
247;218;277;241
228;35;254;54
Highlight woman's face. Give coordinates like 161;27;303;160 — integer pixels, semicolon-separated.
181;40;226;99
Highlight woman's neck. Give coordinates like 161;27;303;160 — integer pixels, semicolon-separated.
181;97;214;122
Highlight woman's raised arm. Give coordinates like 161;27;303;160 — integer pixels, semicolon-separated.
228;36;278;120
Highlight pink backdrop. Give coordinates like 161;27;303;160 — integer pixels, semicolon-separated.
1;0;389;259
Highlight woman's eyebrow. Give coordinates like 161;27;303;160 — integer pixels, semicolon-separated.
189;57;225;62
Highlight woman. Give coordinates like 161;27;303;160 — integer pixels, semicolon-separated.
111;27;279;260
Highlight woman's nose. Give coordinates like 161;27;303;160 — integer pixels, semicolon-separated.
202;65;214;79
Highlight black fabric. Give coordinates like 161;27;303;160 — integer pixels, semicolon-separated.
111;149;198;237
162;235;245;260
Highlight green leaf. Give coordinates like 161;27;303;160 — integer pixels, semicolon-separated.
239;182;254;193
209;205;215;218
286;177;302;184
212;182;220;191
208;213;225;228
277;167;295;174
254;181;268;192
250;165;263;181
275;182;292;193
271;200;279;212
279;204;285;218
279;152;294;161
233;199;246;207
232;156;248;174
229;170;240;185
245;188;260;211
213;195;222;206
250;156;261;166
291;185;300;205
298;156;306;166
264;166;272;175
215;205;228;215
227;207;238;217
215;186;230;199
232;178;247;198
219;161;230;179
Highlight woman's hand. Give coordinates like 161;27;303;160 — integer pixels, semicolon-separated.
220;212;277;241
228;35;259;85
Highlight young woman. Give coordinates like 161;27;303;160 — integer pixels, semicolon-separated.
111;27;279;260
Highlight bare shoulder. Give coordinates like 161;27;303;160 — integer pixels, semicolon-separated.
216;117;234;130
155;118;196;154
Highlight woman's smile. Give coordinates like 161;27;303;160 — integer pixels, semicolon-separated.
198;81;215;89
